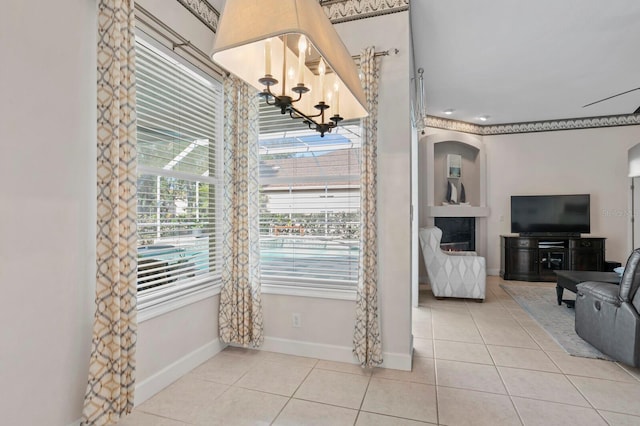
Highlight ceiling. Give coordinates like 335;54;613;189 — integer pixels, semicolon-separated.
410;0;640;125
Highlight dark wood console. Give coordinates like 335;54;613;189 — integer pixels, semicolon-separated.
500;236;605;281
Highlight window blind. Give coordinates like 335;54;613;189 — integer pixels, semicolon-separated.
135;38;223;307
259;100;361;288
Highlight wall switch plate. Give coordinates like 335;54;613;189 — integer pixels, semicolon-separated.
292;313;302;328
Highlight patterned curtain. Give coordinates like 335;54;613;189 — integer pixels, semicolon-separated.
218;75;264;347
82;1;137;425
353;47;383;367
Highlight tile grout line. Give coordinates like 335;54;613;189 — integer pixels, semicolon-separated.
133;408;198;425
615;362;640;383
353;367;374;426
268;357;318;425
428;279;640;422
497;283;606;421
428;303;440;426
417;290;442;425
595;408;640;420
487;286;526;425
496;282;562;425
497;285;628;419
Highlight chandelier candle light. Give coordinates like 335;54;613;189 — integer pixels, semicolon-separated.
211;0;368;137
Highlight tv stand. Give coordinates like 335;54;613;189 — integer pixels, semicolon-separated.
500;235;605;282
519;232;581;238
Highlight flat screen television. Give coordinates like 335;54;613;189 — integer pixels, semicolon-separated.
511;194;590;236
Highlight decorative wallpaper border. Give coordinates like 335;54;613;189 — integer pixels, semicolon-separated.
321;0;409;24
173;0;409;33
426;114;640;136
175;0;219;33
424;117;484;135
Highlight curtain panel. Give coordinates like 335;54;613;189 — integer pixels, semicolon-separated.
82;0;137;425
82;1;138;425
219;75;264;347
353;46;383;367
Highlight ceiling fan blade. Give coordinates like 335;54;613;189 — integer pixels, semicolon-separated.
635;105;640;114
582;87;640;108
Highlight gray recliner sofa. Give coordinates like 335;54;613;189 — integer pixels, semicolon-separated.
575;248;640;367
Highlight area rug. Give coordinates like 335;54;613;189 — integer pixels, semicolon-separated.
500;284;611;360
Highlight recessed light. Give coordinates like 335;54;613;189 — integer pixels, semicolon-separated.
444;109;454;115
478;115;489;122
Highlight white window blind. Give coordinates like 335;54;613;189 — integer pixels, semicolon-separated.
259;101;361;288
135;37;223;308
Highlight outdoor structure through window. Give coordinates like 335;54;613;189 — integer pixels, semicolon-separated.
135;36;223;309
259;101;361;289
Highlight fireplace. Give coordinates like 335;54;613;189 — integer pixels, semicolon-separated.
434;217;475;251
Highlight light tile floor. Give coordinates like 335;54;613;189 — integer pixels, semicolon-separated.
119;276;640;425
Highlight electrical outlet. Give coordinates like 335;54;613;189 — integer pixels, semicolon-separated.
499;215;504;222
292;313;302;328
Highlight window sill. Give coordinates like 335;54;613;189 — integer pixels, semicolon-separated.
261;283;357;301
138;284;221;323
137;280;356;323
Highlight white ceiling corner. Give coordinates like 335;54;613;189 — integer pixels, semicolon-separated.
411;0;640;125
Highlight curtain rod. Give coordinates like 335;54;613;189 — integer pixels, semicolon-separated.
352;49;399;60
134;3;225;78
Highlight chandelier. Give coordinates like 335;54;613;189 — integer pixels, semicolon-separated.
211;0;368;137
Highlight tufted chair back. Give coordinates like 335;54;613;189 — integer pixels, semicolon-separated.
419;226;486;301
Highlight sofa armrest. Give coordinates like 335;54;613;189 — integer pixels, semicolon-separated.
576;281;620;305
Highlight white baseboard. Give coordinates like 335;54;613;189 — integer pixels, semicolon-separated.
67;334;412;426
260;336;412;371
65;339;225;426
487;268;500;276
260;336;353;362
134;338;226;406
381;350;413;371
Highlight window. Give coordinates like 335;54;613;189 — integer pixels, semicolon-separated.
259;102;361;291
135;37;223;310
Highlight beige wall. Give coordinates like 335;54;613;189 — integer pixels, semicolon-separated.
420;125;640;277
0;1;223;423
0;3;411;423
262;295;355;346
336;12;413;360
0;1;97;424
485;125;640;272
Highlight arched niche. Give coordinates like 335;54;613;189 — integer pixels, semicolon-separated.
418;130;489;256
420;131;488;216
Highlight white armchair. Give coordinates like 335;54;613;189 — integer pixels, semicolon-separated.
419;227;486;301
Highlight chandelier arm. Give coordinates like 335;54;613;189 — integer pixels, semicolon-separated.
299;109;324;119
289;105;320;127
289;105;336;137
263;95;276;106
289;109;304;120
264;85;275;97
290;92;304;103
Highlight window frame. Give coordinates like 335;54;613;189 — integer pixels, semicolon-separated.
134;30;225;322
257;118;361;300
